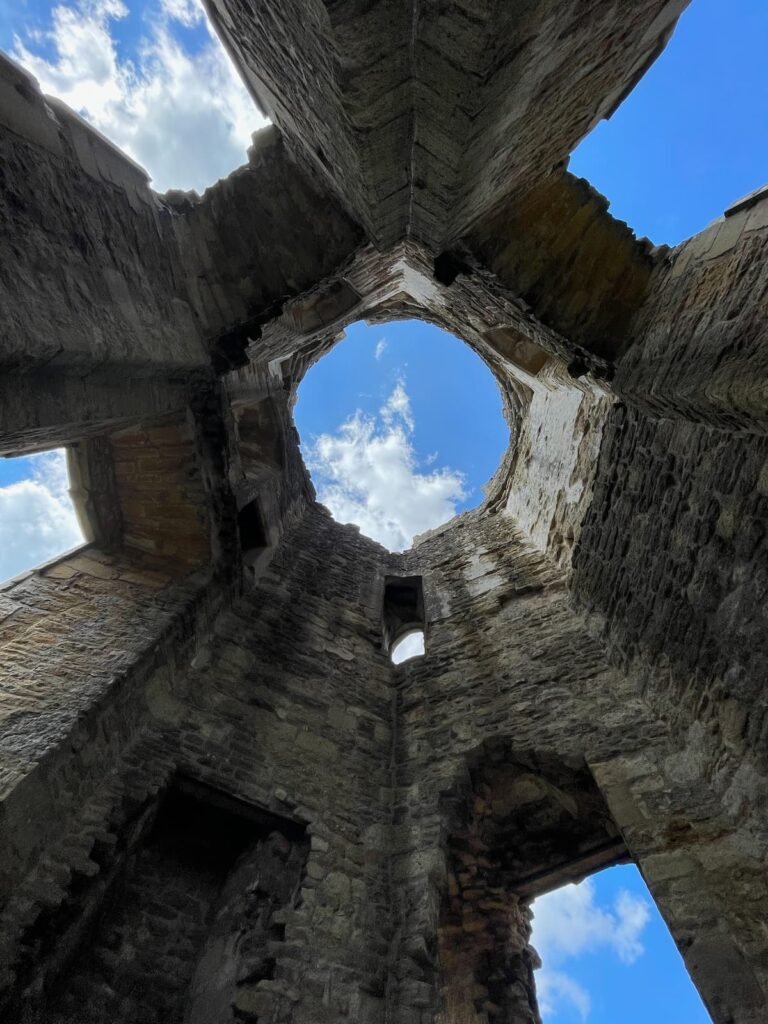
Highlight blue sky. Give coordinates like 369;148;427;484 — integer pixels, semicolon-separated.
295;320;507;551
570;0;768;245
0;0;760;1017
532;865;710;1024
0;450;83;582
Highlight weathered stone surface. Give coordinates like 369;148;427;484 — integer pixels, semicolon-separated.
0;55;203;376
205;0;689;248
617;197;768;429
464;171;657;361
1;3;767;1023
572;403;768;757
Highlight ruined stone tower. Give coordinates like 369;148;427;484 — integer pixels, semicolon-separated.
1;1;767;1021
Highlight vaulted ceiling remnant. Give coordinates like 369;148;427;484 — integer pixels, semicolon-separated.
1;0;768;1021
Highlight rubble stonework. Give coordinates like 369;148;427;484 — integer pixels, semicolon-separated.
0;1;767;1021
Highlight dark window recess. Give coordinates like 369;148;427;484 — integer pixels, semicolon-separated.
37;778;308;1024
238;498;268;560
383;575;425;655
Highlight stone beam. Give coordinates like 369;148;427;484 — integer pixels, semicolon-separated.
0;370;193;455
0;55;206;377
463;170;657;362
168;127;364;373
204;0;689;248
617;187;768;431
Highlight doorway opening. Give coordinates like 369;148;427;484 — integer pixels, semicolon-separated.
531;863;712;1023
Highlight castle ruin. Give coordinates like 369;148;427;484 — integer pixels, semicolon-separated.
0;1;767;1021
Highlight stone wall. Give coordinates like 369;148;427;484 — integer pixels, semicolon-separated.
617;190;768;430
0;541;218;1006
465;171;657;362
0;547;210;806
572;403;768;761
0;54;203;378
500;362;613;568
168;127;364;372
153;504;395;1024
0;502;395;1022
387;507;767;1023
1;2;767;1021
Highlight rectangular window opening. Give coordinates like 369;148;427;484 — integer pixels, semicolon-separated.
36;778;308;1023
383;575;425;663
238;496;269;564
0;446;85;585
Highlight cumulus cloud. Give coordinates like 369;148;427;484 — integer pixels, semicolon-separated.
158;0;202;27
532;877;650;1021
536;970;591;1022
0;451;83;584
304;382;466;552
374;338;388;360
13;0;264;192
380;381;414;432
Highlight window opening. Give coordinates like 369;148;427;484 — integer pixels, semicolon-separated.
439;748;712;1024
391;630;425;664
237;497;269;564
294;319;508;552
531;863;712;1024
37;778;308;1023
383;575;425;662
0;448;84;585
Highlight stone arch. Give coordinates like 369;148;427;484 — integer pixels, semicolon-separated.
426;739;768;1024
435;742;627;1024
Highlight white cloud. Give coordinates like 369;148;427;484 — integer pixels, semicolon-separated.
536;970;591;1022
374;338;387;360
0;450;83;584
531;877;650;1022
304;383;466;552
13;0;265;193
381;380;414;432
158;0;202;26
533;877;650;965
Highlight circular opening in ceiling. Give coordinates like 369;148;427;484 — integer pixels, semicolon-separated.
293;319;509;552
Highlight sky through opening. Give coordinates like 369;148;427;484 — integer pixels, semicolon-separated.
0;450;83;584
390;630;425;665
531;863;712;1024
294;320;508;552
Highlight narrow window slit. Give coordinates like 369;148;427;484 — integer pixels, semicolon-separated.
238;497;269;565
383;575;426;663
